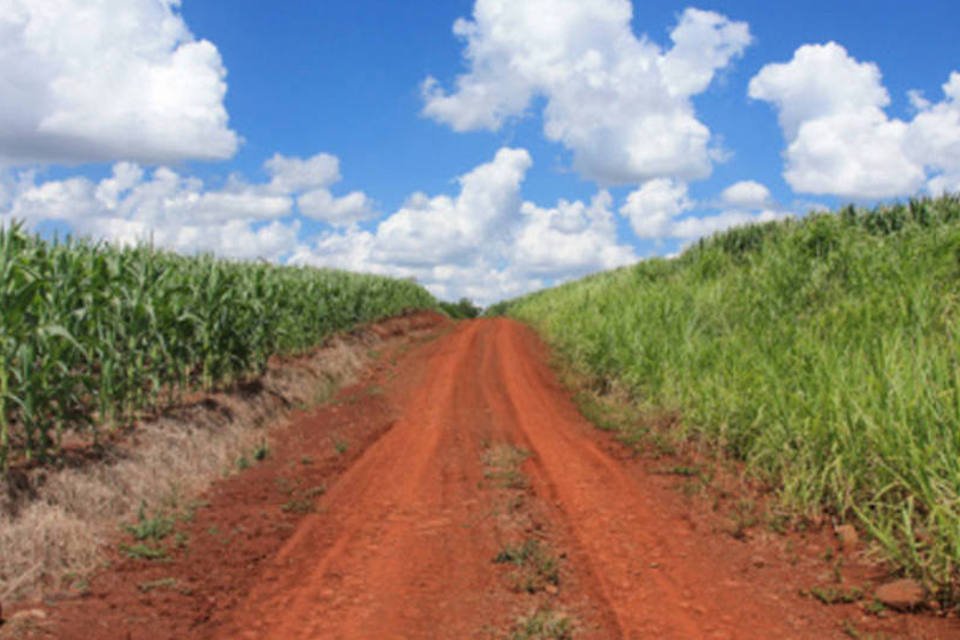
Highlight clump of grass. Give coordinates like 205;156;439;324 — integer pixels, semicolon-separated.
504;195;960;599
124;503;174;543
119;542;167;560
119;502;176;560
137;577;177;593
510;608;573;640
494;539;560;594
281;484;326;514
482;444;530;490
809;585;864;605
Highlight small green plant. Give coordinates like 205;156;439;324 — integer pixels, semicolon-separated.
482;444;530;490
253;440;269;461
654;465;700;477
119;542;168;560
510;608;573;640
729;499;759;540
494;539;560;594
138;577;178;593
281;497;316;514
124;503;174;542
810;585;864;605
864;599;887;615
281;485;326;514
333;437;349;455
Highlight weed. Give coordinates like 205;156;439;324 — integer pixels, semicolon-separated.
281;498;316;514
333;437;349;455
654;465;700;477
124;503;174;542
809;585;864;605
253;440;269;461
494;539;560;593
119;543;167;561
729;499;758;540
138;577;178;593
510;608;573;640
482;444;530;490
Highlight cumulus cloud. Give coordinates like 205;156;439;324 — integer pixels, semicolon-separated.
620;178;693;239
291;147;636;304
906;72;960;194
513;191;635;277
2;147;636;303
669;209;782;240
620;178;786;242
750;43;960;199
7;163;296;259
0;0;238;165
1;151;376;259
423;1;750;185
720;180;772;209
373;148;532;267
264;153;376;225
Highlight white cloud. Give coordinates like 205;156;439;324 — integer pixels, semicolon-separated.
906;72;960;194
620;178;787;242
750;43;960;199
2;150;377;259
297;189;374;226
720;180;772;209
6;162;298;259
0;0;238;165
291;147;636;304
423;1;750;185
264;153;341;194
670;209;782;240
373;147;531;267
264;152;377;225
2;146;636;304
513;191;635;277
619;178;693;238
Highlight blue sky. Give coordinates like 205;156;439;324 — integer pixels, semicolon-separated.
1;0;959;302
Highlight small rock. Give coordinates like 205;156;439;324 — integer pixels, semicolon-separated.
544;584;559;595
836;524;860;551
750;555;766;568
875;579;925;611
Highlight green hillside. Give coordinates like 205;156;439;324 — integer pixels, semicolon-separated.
501;195;960;599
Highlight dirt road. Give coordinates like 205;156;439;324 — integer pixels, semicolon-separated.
18;318;955;639
211;319;949;639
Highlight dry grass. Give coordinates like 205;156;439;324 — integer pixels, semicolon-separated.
0;334;371;602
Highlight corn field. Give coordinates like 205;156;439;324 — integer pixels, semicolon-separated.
0;222;437;470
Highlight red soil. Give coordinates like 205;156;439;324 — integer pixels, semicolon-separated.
8;318;958;639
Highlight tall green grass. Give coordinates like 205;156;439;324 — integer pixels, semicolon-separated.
503;195;960;597
0;222;437;469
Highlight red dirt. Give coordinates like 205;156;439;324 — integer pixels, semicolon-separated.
7;318;959;639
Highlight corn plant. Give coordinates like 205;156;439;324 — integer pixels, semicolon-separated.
0;222;437;469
